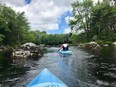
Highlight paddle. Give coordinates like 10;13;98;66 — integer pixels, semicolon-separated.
57;49;61;52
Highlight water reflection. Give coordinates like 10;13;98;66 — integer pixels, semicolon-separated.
0;51;29;86
86;46;116;87
0;66;29;86
0;51;12;66
0;46;116;87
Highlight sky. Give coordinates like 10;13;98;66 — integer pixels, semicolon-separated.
0;0;76;34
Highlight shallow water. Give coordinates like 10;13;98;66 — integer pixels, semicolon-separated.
0;46;116;87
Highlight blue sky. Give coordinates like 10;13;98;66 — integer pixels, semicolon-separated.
1;0;75;34
24;0;32;4
47;11;72;34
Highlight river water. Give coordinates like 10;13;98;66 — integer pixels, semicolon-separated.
0;46;116;87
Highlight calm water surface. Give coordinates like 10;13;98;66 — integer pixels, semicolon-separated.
0;46;116;87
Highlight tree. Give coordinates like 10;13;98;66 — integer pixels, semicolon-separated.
91;1;116;41
0;5;30;46
71;0;93;39
70;0;116;43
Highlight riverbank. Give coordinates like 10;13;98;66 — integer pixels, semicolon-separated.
77;41;116;49
0;43;46;67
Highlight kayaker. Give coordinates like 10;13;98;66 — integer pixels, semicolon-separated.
60;40;69;51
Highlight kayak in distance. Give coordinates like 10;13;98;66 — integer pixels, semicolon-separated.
58;50;72;55
27;68;68;87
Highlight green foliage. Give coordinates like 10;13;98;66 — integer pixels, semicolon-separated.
70;33;89;45
91;2;116;40
70;0;116;43
26;30;68;45
104;41;112;45
0;5;30;46
96;40;104;45
71;0;93;34
0;34;5;43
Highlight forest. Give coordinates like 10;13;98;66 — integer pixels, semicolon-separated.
70;0;116;45
0;0;116;47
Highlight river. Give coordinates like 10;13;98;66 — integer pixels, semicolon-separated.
0;46;116;87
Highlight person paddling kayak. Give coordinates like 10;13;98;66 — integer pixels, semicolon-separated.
58;40;72;55
58;30;73;52
60;40;69;51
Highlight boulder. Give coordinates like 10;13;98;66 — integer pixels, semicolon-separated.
12;49;31;58
21;42;36;47
112;42;116;48
112;42;116;55
85;41;101;51
12;46;43;59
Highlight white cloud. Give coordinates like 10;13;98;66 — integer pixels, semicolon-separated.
64;27;71;34
65;16;70;24
32;23;59;31
92;0;103;3
0;0;25;7
0;0;76;32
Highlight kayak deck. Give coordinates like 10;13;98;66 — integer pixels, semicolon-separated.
27;68;68;87
58;50;72;55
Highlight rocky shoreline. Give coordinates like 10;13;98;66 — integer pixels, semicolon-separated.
0;43;45;66
12;46;43;59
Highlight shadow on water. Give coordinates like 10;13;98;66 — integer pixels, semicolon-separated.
0;50;12;66
86;46;116;87
0;51;29;87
